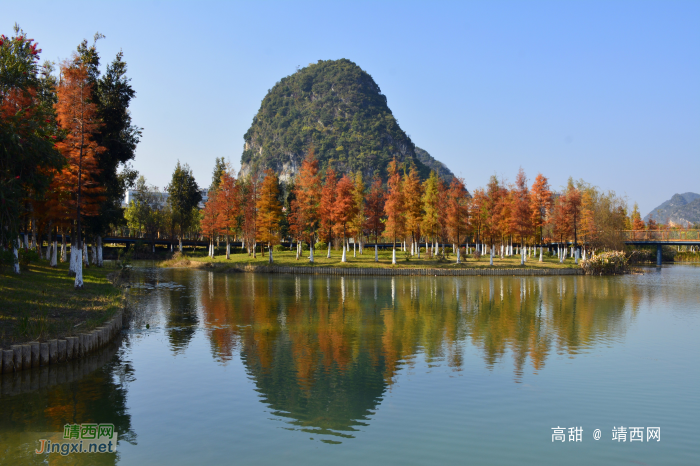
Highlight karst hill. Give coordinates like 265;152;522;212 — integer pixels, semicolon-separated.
240;59;451;182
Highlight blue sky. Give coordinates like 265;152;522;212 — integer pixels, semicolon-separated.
5;0;699;216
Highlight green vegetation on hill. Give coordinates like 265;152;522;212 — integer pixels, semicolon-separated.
414;147;455;183
645;192;700;226
241;59;432;180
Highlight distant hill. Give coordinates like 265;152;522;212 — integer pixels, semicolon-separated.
645;192;700;226
240;59;435;182
414;147;455;183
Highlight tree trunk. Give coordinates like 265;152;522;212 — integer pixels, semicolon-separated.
97;236;103;266
375;244;378;262
74;248;83;288
309;244;314;263
51;240;58;267
12;239;20;274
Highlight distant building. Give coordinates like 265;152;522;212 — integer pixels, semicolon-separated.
123;189;209;209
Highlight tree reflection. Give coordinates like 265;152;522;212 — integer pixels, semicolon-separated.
196;272;635;439
0;339;135;465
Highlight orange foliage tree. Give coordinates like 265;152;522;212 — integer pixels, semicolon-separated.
530;173;552;246
319;167;337;256
201;189;219;257
509;168;532;249
256;169;283;263
54;58;105;286
383;158;405;264
364;174;385;261
446;177;469;262
216;169;238;259
333;174;356;262
403;165;423;255
293;149;322;261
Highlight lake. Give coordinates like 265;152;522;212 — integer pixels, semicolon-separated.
1;265;698;465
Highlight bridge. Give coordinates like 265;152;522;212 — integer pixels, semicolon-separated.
623;230;700;265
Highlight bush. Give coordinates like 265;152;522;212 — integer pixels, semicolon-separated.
273;244;285;252
18;248;40;267
473;249;481;260
0;249;17;269
580;251;629;275
314;242;327;251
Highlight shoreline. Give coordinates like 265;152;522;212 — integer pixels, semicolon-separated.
160;260;585;276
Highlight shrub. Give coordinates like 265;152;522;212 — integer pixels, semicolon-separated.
0;249;17;269
580;251;629;275
314;242;327;251
273;244;285;252
473;249;481;260
18;248;39;267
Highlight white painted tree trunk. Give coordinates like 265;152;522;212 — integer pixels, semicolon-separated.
392;247;396;265
539;246;543;262
309;245;314;263
226;242;230;259
575;249;579;264
97;236;103;266
456;246;461;264
12;240;20;274
74;250;83;288
23;233;29;249
490;247;494;265
327;243;331;259
92;243;97;264
179;238;183;252
353;242;356;257
61;235;66;262
51;241;58;267
375;244;379;262
269;246;273;264
521;249;525;265
341;244;347;262
69;245;76;273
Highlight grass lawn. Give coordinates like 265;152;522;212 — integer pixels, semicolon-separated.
0;260;123;349
161;246;581;271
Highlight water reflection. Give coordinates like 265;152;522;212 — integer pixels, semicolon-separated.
173;271;636;438
0;337;136;465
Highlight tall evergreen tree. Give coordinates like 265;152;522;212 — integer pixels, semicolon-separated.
76;37;141;239
210;157;226;192
167;161;201;251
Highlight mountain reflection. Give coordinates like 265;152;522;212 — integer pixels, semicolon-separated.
195;272;634;438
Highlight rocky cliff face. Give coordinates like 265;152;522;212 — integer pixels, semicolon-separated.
645;192;700;226
239;59;435;181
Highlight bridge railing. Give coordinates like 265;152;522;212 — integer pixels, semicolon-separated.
623;230;700;241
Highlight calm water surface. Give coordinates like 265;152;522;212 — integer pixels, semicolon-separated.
1;265;698;465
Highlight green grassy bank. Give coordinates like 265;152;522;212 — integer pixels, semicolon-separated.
0;261;123;349
160;248;581;271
